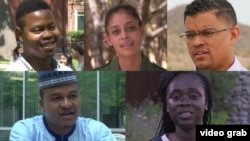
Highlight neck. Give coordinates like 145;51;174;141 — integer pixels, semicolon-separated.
169;127;196;141
118;53;142;71
23;54;55;71
76;55;83;63
221;55;235;71
46;119;72;136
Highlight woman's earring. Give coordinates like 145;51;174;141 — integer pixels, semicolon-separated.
18;41;24;54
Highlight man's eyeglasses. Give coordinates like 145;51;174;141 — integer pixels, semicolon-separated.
179;26;236;43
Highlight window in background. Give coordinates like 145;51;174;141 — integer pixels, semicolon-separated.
0;71;125;140
75;9;84;30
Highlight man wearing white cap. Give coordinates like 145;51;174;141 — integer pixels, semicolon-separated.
10;71;117;141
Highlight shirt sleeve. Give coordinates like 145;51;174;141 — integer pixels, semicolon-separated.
83;118;117;141
97;123;117;141
9;121;32;141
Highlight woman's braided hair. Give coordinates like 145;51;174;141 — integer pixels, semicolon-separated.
155;71;213;137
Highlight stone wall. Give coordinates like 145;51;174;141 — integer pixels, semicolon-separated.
225;71;250;124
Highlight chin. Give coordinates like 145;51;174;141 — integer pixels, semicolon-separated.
196;63;209;70
63;124;75;128
181;123;196;130
44;52;56;57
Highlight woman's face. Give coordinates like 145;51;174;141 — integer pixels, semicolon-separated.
166;73;208;130
60;55;67;65
105;10;144;58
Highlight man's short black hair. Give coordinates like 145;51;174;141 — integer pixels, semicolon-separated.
184;0;237;26
16;0;51;28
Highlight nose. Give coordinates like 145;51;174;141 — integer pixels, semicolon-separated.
61;98;72;109
120;30;128;39
178;95;191;107
191;34;205;47
42;29;53;40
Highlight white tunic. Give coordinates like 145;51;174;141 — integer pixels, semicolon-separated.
6;55;72;71
9;115;116;141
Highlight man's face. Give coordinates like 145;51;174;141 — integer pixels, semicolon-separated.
17;9;60;59
184;11;240;71
70;48;78;59
40;84;80;134
105;10;144;58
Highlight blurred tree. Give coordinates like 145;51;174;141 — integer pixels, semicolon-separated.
0;0;17;60
202;71;239;124
85;0;167;70
68;30;84;43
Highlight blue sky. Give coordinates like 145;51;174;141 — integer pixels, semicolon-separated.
168;0;250;26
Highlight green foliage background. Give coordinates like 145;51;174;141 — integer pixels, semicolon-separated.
68;30;84;42
201;72;239;124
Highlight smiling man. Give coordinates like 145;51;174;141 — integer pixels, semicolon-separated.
180;0;248;71
6;0;72;71
10;71;116;141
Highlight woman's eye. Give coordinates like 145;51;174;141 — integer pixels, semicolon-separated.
112;30;120;35
171;95;181;100
189;92;199;99
128;26;136;31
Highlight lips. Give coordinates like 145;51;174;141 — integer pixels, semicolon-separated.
178;111;193;118
120;42;133;48
39;41;57;53
192;48;209;59
41;40;56;47
60;111;74;120
41;42;54;47
193;49;208;55
61;111;74;116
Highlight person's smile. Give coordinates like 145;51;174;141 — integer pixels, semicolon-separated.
40;39;57;52
178;110;194;119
